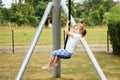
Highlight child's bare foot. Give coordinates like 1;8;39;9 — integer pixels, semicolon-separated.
42;65;52;70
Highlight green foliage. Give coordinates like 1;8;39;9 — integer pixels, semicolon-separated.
99;5;105;22
90;10;100;25
70;0;76;17
34;1;47;19
28;15;38;27
0;8;10;25
9;3;38;27
0;0;118;27
104;0;117;12
0;0;49;27
25;0;50;6
61;12;67;27
107;4;120;55
74;0;117;26
25;0;51;19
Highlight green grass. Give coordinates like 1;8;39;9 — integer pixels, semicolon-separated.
0;26;120;80
86;27;107;44
0;26;107;46
0;53;120;80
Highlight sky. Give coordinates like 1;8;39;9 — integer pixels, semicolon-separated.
2;0;119;8
2;0;13;8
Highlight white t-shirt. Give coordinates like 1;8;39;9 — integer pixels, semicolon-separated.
66;32;81;54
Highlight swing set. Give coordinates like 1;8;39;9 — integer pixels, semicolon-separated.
16;0;107;80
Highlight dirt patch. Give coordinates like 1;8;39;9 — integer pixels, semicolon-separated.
0;44;112;53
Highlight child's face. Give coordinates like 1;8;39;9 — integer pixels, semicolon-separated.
73;25;82;34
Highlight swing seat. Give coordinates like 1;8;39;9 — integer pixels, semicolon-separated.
57;55;71;59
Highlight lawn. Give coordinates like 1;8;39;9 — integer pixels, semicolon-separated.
1;26;120;80
0;53;120;80
0;26;108;46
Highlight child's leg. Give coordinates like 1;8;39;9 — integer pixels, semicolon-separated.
48;56;55;66
42;56;55;70
42;50;58;70
50;49;71;66
52;56;59;66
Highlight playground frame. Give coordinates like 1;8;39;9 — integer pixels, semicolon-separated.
16;1;107;80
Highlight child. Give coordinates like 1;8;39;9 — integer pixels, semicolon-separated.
42;20;87;70
80;19;87;25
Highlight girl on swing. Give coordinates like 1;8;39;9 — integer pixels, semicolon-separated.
42;20;87;70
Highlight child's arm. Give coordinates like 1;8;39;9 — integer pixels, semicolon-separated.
65;20;73;37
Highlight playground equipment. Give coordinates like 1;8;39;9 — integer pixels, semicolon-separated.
16;0;107;80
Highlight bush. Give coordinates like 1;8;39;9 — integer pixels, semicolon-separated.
107;4;120;55
28;16;38;27
0;8;10;25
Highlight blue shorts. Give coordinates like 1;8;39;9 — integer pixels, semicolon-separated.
52;49;72;58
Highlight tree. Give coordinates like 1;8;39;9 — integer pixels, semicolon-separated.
34;1;48;19
78;0;117;26
90;10;100;25
0;8;11;25
74;3;83;18
25;0;50;7
10;3;38;27
103;0;117;12
98;5;106;25
0;0;51;27
25;0;51;19
0;0;3;8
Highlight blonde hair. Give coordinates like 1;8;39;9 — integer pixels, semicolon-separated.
74;23;87;37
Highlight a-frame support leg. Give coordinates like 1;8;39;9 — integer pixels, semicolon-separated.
61;2;107;80
16;2;53;80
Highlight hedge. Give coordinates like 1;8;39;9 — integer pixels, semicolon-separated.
107;4;120;55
